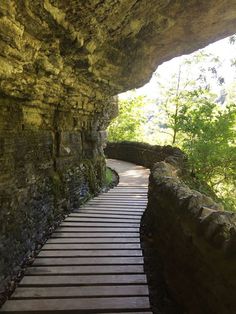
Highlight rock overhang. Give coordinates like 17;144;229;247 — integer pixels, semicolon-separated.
0;0;236;107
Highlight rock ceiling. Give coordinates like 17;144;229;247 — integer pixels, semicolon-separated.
0;0;236;106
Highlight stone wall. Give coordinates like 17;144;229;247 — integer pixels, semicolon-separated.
0;96;110;284
105;141;185;169
105;141;236;314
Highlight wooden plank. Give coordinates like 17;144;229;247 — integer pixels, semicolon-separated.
42;243;140;250
110;184;148;191
33;256;144;266
69;212;142;218
55;227;140;232
81;204;145;207
82;203;146;208
19;274;147;286
96;196;147;199
82;206;146;211
107;188;148;191
51;232;140;238
113;186;148;187
47;237;140;243
60;222;139;227
105;196;146;198
96;195;147;198
107;188;147;190
113;185;148;187
109;191;147;193
1;296;150;312
69;212;142;219
72;212;143;218
117;185;148;188
11;285;149;299
94;199;147;203
103;193;147;196
107;193;147;195
112;184;147;186
80;204;145;208
91;195;147;199
64;217;140;223
88;200;147;205
38;249;142;257
95;200;146;202
108;190;147;194
107;189;148;196
26;264;144;275
112;190;148;192
96;200;147;203
75;209;143;215
61;221;139;226
76;210;143;214
80;206;145;212
103;195;147;198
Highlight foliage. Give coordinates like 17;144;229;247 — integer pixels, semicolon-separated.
105;168;114;185
175;89;236;210
108;94;146;142
156;52;226;144
154;51;236;211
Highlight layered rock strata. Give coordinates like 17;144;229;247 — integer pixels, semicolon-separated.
0;96;111;284
0;1;236;98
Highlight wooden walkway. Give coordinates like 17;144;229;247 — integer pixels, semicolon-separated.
1;160;152;313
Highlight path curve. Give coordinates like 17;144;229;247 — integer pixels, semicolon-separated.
1;159;152;313
107;159;150;186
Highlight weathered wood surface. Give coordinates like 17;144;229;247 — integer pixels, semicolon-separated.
12;285;149;298
51;232;141;238
38;249;143;257
1;297;151;312
20;274;147;286
55;227;140;232
47;237;140;243
33;256;144;266
42;243;141;249
1;159;152;313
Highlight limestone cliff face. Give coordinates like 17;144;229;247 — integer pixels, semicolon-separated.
0;0;236;285
0;0;236;100
0;96;109;283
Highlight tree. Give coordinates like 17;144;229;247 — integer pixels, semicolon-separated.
154;49;236;211
155;51;225;146
108;95;146;142
176;89;236;210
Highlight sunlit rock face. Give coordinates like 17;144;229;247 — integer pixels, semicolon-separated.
0;0;236;283
0;0;236;99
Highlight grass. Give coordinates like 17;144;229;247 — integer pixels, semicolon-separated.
105;168;115;186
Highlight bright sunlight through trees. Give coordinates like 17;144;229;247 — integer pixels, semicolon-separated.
108;35;236;211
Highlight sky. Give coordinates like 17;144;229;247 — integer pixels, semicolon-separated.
119;35;236;100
